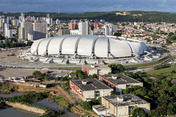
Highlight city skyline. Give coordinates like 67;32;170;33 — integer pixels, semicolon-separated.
0;0;175;13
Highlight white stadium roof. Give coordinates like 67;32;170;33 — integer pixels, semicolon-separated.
30;35;147;58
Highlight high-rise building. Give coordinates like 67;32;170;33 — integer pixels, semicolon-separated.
33;22;47;40
46;14;52;25
56;19;60;25
0;16;5;30
68;20;78;30
3;23;13;38
18;21;47;40
105;23;117;36
18;22;33;40
79;21;89;35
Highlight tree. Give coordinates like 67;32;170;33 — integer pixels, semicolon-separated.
27;40;33;46
108;64;125;73
32;71;42;77
131;108;147;117
168;32;174;37
44;74;50;80
81;101;91;110
75;70;85;79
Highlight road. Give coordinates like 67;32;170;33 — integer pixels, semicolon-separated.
125;55;174;72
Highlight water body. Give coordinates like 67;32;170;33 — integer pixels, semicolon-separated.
0;92;24;98
33;98;79;117
0;93;78;117
0;108;37;117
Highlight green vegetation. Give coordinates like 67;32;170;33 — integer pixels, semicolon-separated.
122;71;176;117
0;34;33;48
146;66;176;77
167;32;176;43
153;64;171;70
131;108;147;117
81;98;101;110
125;56;170;69
84;112;91;117
108;64;125;73
2;11;176;23
88;74;98;78
0;92;49;103
40;110;63;117
53;95;70;109
75;70;86;79
0;84;18;94
32;71;50;80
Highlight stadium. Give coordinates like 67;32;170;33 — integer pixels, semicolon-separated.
22;35;156;64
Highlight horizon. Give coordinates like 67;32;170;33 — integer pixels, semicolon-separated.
0;10;176;14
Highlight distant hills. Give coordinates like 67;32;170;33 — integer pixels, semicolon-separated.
1;11;176;23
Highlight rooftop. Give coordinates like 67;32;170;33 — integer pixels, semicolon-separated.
103;94;149;106
100;74;142;85
71;78;112;91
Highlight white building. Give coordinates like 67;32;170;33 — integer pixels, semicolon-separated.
93;94;150;117
105;23;117;36
56;19;60;25
30;35;148;59
3;23;13;38
70;21;90;35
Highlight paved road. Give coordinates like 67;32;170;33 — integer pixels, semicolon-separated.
125;56;174;72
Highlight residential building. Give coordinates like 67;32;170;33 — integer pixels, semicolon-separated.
33;22;47;40
99;74;143;92
70;78;113;101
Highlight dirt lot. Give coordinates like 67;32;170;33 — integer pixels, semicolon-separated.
0;68;72;79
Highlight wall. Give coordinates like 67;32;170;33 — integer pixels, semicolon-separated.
6;102;45;115
70;80;83;97
99;76;116;90
82;66;89;75
132;103;150;113
83;90;95;100
117;106;129;117
99;89;113;97
99;68;111;75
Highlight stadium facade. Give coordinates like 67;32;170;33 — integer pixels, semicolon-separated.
20;35;158;65
30;35;148;59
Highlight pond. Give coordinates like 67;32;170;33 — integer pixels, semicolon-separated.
0;92;24;98
33;98;79;117
0;93;79;117
0;108;37;117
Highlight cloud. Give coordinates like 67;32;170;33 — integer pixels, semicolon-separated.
0;0;175;13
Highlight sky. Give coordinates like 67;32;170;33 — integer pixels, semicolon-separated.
0;0;176;13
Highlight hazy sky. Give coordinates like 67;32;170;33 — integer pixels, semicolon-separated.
0;0;175;13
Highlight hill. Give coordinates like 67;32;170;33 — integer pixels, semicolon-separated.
1;11;176;23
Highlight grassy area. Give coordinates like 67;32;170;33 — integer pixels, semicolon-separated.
125;56;171;69
53;95;70;109
49;67;81;70
146;66;176;76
